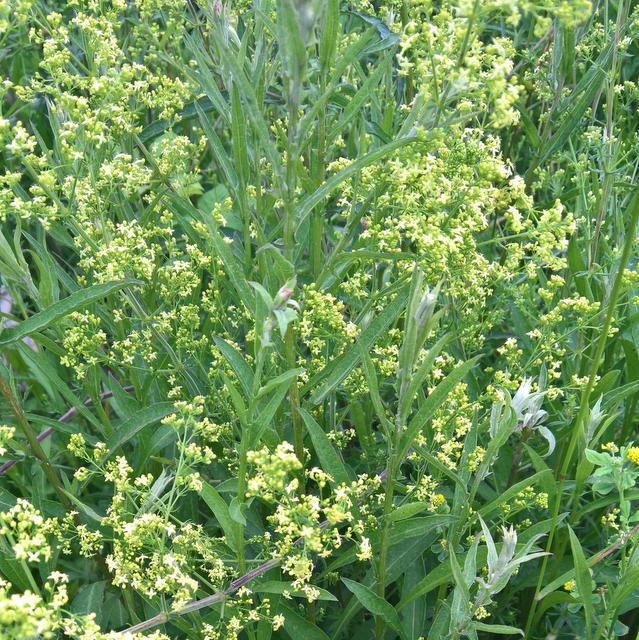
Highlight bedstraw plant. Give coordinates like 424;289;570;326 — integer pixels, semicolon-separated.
1;0;639;639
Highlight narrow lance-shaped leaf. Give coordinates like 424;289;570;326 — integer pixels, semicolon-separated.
399;356;481;459
341;578;408;640
305;285;409;403
212;336;255;398
106;403;174;456
200;480;238;552
0;279;142;346
295;136;418;236
568;525;593;640
299;408;349;486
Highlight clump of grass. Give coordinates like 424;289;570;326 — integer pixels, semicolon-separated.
0;1;639;639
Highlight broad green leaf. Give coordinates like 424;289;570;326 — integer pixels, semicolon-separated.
326;60;386;143
412;445;467;494
70;581;106;618
399;333;451;425
212;336;254;397
295;136;418;235
276;0;306;90
398;547;489;611
479;470;553;518
257;368;304;400
16;343;102;430
330;535;436;637
387;502;427;523
62;490;104;523
319;0;339;73
196;101;239;194
401;556;427;640
231;83;250;185
359;346;394;435
166;194;255;313
251;381;290;447
0;556;33;592
472;622;524;636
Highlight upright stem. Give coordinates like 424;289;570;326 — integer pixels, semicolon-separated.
400;1;414;103
235;436;248;575
284;55;304;470
375;451;399;640
590;0;625;267
310;73;327;280
236;345;267;576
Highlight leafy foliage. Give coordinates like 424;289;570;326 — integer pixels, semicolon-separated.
0;1;639;639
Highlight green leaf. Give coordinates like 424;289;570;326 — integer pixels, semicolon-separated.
212;336;254;397
449;544;470;628
359;345;394;435
279;603;331;640
479;470;553;518
106;403;174;455
200;480;238;552
231;83;250;185
251;381;290;447
472;622;524;636
257;368;304;400
584;448;611;467
61;490;104;523
0;556;33;592
276;0;306;90
70;581;106;618
387;502;427;523
341;578;408;640
400;356;481;459
305;286;409;403
229;496;247;526
319;0;339;73
295;136;418;236
166;194;255;313
0;279;141;346
568;525;593;640
388;516;454;546
399;333;450;425
536;67;605;167
253;580;337;601
196;101;239;194
299;408;349;485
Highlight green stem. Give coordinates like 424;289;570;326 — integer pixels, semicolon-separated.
236;435;248;575
400;1;414;103
310;73;327;280
375;452;399;640
283;51;304;473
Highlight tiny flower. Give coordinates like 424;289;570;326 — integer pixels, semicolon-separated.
356;537;372;561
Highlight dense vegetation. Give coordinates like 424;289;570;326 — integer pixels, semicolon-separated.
1;0;639;638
